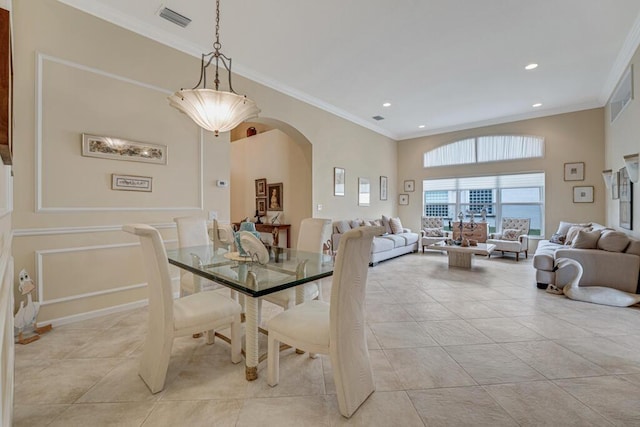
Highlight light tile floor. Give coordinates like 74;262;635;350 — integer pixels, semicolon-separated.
13;252;640;426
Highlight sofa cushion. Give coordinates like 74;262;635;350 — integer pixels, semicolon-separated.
336;220;351;234
380;234;406;248
598;230;630;252
400;232;420;246
571;229;601;249
625;239;640;256
502;229;521;241
533;240;560;271
549;233;566;244
423;227;444;237
371;236;395;253
565;225;592;245
389;217;404;234
350;219;364;229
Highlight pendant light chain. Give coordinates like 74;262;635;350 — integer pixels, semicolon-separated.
213;0;221;90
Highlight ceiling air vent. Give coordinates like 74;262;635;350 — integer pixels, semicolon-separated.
159;7;192;28
372;115;385;121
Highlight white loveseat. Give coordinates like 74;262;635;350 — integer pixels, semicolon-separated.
533;221;640;293
331;218;419;265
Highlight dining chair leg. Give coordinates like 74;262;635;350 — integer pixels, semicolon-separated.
139;334;173;394
267;333;280;386
231;312;242;364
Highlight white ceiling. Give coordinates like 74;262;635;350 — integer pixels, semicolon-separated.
59;0;640;140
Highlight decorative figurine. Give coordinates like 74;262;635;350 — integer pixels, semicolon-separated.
14;269;52;344
234;222;261;256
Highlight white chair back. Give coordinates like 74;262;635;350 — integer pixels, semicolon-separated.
297;218;332;253
501;217;530;234
421;216;444;229
122;224;174;342
175;216;210;248
329;225;382;417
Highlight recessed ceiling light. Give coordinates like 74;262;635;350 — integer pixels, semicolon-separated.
532;103;542;108
418;125;425;129
382;102;391;107
525;63;538;70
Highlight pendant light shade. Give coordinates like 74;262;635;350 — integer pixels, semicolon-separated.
169;89;259;135
168;0;259;136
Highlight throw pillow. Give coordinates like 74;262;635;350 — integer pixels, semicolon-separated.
502;229;521;241
336;220;351;234
549;233;566;244
571;229;601;249
350;219;364;229
556;221;592;236
381;215;393;234
565;226;592;246
423;227;444;237
389;217;403;234
597;230;630;252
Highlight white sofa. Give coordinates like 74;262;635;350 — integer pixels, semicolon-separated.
331;218;419;265
533;222;640;293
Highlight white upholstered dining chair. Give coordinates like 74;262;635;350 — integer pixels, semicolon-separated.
260;218;332;310
123;224;242;393
266;226;382;418
174;216;219;296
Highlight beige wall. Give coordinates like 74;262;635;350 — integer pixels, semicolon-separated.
12;0;397;323
397;109;606;237
604;44;640;239
230;129;312;246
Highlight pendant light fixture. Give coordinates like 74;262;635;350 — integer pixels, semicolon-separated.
168;0;260;136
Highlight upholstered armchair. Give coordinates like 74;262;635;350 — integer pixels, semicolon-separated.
420;217;452;252
486;217;530;261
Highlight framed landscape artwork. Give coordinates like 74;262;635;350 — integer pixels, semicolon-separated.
82;134;167;165
619;167;633;230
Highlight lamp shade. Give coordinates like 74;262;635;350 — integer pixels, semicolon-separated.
602;169;613;188
168;89;260;136
623;153;639;183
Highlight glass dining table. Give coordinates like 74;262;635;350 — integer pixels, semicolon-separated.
167;245;334;380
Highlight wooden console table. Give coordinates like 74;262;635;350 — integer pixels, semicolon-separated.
233;223;291;248
451;222;489;243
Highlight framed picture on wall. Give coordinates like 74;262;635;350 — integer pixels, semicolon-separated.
573;186;593;203
256;197;267;216
255;178;267;197
619;167;633;230
399;194;409;205
380;176;388;201
404;180;415;192
358;177;370;206
564;162;585;181
334;167;345;196
267;182;283;211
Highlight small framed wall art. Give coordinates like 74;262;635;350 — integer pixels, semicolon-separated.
612;170;620;200
380;176;388;201
358;177;370;206
573;186;593;203
334;167;345;196
564;162;584;181
255;178;267;197
256;197;267;216
399;194;409;205
111;174;152;192
404;179;415;192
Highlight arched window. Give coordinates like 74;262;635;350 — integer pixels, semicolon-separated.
424;135;544;167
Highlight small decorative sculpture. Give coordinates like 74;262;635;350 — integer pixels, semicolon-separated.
14;269;52;344
254;210;263;224
480;207;487;222
270;213;280;225
234;222;261;256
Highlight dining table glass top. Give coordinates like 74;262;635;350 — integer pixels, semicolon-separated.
167;245;334;298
